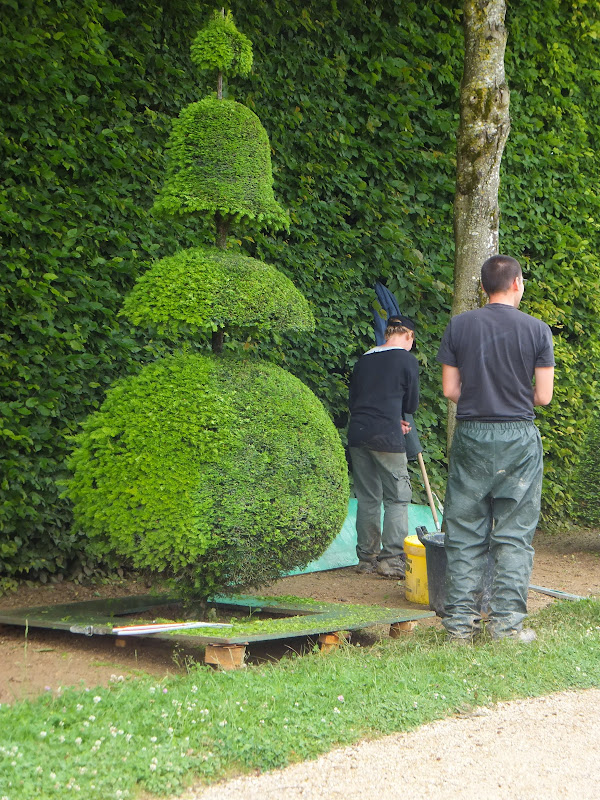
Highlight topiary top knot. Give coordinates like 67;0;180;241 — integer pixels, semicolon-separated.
191;9;253;78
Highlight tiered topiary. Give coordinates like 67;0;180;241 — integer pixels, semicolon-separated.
66;10;349;598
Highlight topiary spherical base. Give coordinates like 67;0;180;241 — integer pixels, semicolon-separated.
67;352;349;597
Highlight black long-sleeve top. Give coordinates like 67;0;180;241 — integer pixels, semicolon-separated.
348;346;419;453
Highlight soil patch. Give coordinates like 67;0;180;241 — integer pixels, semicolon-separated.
1;527;598;702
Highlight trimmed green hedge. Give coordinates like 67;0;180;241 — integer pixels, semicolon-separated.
0;0;210;582
3;0;600;582
239;0;600;518
497;2;600;514
121;246;315;338
66;353;349;595
570;411;600;528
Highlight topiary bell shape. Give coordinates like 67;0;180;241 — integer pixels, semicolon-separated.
153;98;289;230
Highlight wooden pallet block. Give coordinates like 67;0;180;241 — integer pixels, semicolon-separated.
318;631;345;654
389;620;416;638
204;643;247;670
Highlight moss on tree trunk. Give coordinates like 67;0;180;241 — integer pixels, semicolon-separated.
448;0;510;447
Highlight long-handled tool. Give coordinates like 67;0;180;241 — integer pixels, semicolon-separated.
528;585;584;601
416;451;441;532
113;621;233;635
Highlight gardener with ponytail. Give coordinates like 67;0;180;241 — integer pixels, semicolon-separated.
348;315;419;579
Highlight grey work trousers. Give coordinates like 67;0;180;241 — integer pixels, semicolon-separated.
442;420;543;639
350;447;412;562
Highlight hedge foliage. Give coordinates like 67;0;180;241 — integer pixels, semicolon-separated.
3;0;600;582
0;0;214;583
570;410;600;528
237;0;600;520
498;1;600;514
66;353;349;595
152;97;289;228
121;246;315;339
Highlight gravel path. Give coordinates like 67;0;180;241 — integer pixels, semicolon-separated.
184;689;600;800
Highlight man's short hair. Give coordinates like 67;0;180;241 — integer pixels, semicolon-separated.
481;255;522;295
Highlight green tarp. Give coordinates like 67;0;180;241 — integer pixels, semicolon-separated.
290;499;441;575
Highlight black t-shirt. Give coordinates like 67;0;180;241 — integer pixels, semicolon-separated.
436;304;555;420
348;346;419;452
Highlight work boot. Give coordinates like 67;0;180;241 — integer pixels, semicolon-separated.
515;628;537;643
493;628;537;644
446;634;472;647
377;554;406;579
355;559;378;575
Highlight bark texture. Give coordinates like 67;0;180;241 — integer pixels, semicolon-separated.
453;0;510;315
448;0;510;446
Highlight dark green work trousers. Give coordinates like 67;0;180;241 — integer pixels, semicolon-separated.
350;447;412;562
442;420;543;639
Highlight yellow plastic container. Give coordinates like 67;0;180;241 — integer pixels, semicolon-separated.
404;534;429;605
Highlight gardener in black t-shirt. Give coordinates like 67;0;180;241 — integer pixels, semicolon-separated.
348;315;419;579
437;254;555;643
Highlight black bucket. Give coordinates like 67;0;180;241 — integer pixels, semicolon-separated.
415;526;492;618
416;526;447;616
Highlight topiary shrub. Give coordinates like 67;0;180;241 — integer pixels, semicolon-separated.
121;246;314;337
68;352;348;596
152;98;289;228
66;9;349;599
569;414;600;528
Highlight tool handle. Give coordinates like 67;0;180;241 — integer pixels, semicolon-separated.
417;452;440;531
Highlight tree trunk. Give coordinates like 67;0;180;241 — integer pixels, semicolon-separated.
448;0;510;447
212;211;230;353
212;328;224;353
215;211;229;250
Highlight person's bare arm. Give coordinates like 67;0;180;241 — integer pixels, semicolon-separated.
533;366;554;406
442;364;461;404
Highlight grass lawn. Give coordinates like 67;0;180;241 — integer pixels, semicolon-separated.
1;599;599;800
